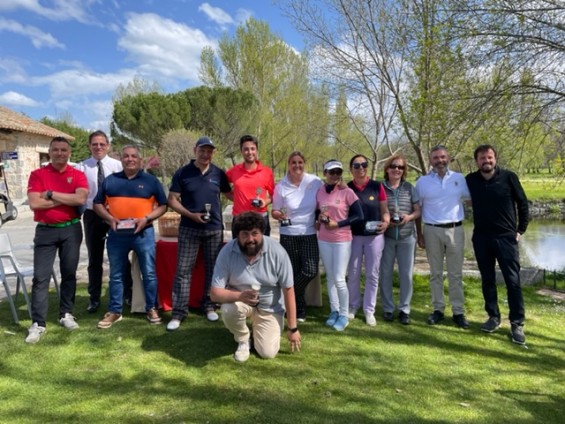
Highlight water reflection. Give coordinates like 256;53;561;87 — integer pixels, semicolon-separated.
518;221;565;270
465;220;565;270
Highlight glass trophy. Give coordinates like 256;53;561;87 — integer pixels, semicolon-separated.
319;204;329;224
280;198;292;226
203;203;211;222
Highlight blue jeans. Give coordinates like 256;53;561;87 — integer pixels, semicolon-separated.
107;227;157;313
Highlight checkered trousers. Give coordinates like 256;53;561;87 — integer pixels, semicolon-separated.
171;226;223;319
279;234;319;313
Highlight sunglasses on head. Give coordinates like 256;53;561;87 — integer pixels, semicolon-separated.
327;169;343;176
352;162;369;169
389;164;405;170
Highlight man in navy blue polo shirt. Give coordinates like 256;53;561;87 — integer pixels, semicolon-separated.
166;136;232;330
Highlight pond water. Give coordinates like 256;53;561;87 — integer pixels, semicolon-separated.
464;220;565;271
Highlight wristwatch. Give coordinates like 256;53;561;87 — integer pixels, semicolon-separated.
288;327;299;333
46;190;53;200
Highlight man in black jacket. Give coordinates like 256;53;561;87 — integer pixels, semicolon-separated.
466;144;529;345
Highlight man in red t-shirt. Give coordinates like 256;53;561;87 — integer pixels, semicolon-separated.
25;137;88;343
226;135;275;236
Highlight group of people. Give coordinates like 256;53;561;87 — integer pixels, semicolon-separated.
23;133;529;362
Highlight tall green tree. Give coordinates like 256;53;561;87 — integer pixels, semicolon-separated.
176;86;259;165
40;116;90;162
200;18;329;171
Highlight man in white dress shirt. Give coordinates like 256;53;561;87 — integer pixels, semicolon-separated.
78;130;123;312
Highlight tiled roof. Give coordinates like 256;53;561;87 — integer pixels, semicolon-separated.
0;105;75;140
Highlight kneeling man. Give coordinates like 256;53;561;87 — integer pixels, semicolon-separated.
211;212;301;362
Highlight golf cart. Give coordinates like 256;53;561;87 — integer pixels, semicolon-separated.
0;163;18;227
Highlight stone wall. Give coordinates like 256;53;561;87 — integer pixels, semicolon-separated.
0;132;50;199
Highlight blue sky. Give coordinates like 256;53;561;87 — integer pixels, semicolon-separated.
0;0;301;133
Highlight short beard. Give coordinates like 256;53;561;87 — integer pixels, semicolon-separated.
238;238;263;257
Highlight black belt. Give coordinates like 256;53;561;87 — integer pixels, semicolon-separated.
425;221;462;228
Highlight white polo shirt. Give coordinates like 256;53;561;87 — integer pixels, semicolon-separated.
415;169;470;224
272;172;323;236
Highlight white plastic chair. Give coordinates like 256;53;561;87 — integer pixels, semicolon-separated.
0;233;33;324
0;233;60;323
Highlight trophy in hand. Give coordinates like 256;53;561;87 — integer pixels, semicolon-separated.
251;187;262;208
250;282;261;307
319;204;329;224
203;203;211;222
280;198;292;227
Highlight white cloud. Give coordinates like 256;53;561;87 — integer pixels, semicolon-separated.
0;58;28;83
118;13;218;82
0;18;65;49
234;8;253;25
0;90;40;106
0;0;97;23
31;68;137;97
198;3;234;25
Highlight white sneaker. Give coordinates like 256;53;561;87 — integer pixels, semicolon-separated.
59;313;79;330
166;319;181;331
348;308;358;320
365;314;377;327
234;340;250;362
25;322;46;344
206;310;219;322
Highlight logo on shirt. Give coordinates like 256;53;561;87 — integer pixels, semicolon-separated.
138;184;144;189
369;196;375;201
67;177;73;184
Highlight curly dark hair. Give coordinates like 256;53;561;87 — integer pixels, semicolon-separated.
232;211;265;237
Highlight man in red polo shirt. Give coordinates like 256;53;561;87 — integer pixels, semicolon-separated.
226;135;275;236
25;137;88;343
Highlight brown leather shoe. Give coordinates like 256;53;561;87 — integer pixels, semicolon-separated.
146;307;162;324
97;312;123;329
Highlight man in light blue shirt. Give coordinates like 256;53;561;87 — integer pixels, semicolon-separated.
211;212;301;362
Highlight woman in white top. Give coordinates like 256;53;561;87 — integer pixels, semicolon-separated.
272;151;323;322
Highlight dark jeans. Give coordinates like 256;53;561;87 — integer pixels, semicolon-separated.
83;209;133;303
472;233;525;324
31;223;83;327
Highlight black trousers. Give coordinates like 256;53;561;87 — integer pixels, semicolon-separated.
83;209;132;303
31;223;82;326
472;233;525;324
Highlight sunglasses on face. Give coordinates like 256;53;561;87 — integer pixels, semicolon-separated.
389;164;405;170
327;169;343;176
352;162;369;169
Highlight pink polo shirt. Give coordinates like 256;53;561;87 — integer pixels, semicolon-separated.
316;185;358;242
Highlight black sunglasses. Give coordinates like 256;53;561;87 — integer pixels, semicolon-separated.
327;169;343;176
352;162;368;169
389;164;406;170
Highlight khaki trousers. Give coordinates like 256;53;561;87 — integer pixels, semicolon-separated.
423;224;465;314
221;301;284;359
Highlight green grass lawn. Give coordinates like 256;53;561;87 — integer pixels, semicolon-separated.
1;277;564;424
514;173;565;201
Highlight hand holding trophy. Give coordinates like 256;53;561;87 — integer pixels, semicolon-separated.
251;187;262;208
202;203;211;222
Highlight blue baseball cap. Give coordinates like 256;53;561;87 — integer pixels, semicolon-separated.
195;136;215;149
